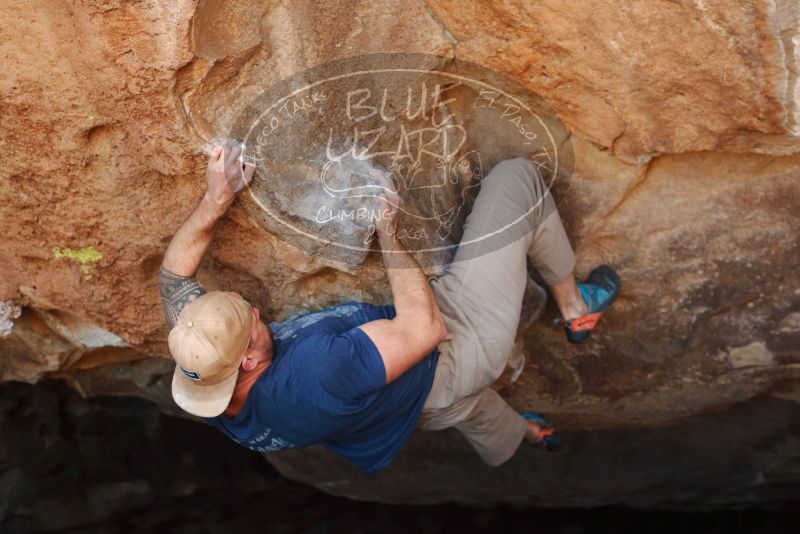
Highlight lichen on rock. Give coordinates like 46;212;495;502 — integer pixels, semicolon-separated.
52;246;103;277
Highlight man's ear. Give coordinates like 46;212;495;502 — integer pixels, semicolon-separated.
240;353;258;371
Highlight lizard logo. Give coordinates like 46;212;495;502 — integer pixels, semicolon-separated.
229;54;573;269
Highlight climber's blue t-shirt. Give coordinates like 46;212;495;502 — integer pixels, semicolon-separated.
206;301;438;474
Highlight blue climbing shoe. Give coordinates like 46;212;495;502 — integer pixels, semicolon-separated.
564;264;621;344
522;412;563;452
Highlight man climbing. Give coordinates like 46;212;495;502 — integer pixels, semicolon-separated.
159;141;620;472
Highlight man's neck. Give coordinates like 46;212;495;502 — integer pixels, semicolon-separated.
223;360;270;418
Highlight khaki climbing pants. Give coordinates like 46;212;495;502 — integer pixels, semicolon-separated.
418;157;576;466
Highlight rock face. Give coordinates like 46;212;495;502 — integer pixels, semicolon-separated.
1;0;799;506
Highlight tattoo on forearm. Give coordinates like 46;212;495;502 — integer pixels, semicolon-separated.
159;266;208;330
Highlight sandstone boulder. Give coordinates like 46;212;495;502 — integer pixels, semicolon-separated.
1;0;798;505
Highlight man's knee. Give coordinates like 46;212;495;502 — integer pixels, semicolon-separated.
484;157;546;199
491;157;541;178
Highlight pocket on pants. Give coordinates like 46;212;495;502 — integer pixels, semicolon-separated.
421;342;458;412
419;332;511;430
453;333;510;398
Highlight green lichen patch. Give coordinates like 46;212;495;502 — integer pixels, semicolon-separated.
52;246;103;277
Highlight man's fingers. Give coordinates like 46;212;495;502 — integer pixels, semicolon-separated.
242;162;256;185
210;145;223;162
383;190;402;209
224;142;242;166
219;143;235;166
374;170;397;193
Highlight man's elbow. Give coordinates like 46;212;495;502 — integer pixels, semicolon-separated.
415;314;446;350
396;313;447;349
412;316;446;356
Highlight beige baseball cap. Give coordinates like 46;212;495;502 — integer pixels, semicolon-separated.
168;291;253;418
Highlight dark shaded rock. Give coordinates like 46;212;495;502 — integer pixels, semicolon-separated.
1;381;799;533
266;394;800;508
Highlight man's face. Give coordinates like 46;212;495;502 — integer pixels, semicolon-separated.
240;306;273;369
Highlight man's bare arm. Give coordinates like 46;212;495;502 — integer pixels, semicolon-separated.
159;267;208;330
357;192;448;383
159;142;255;329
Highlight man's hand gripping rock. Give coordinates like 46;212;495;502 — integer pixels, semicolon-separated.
204;141;257;212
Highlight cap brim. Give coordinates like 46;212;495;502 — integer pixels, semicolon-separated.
171;366;238;418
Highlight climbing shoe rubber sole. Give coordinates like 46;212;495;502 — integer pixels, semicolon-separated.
522;411;563;452
564;264;621;344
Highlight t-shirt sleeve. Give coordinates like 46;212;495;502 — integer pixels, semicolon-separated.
325;301;396;331
317;326;387;400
